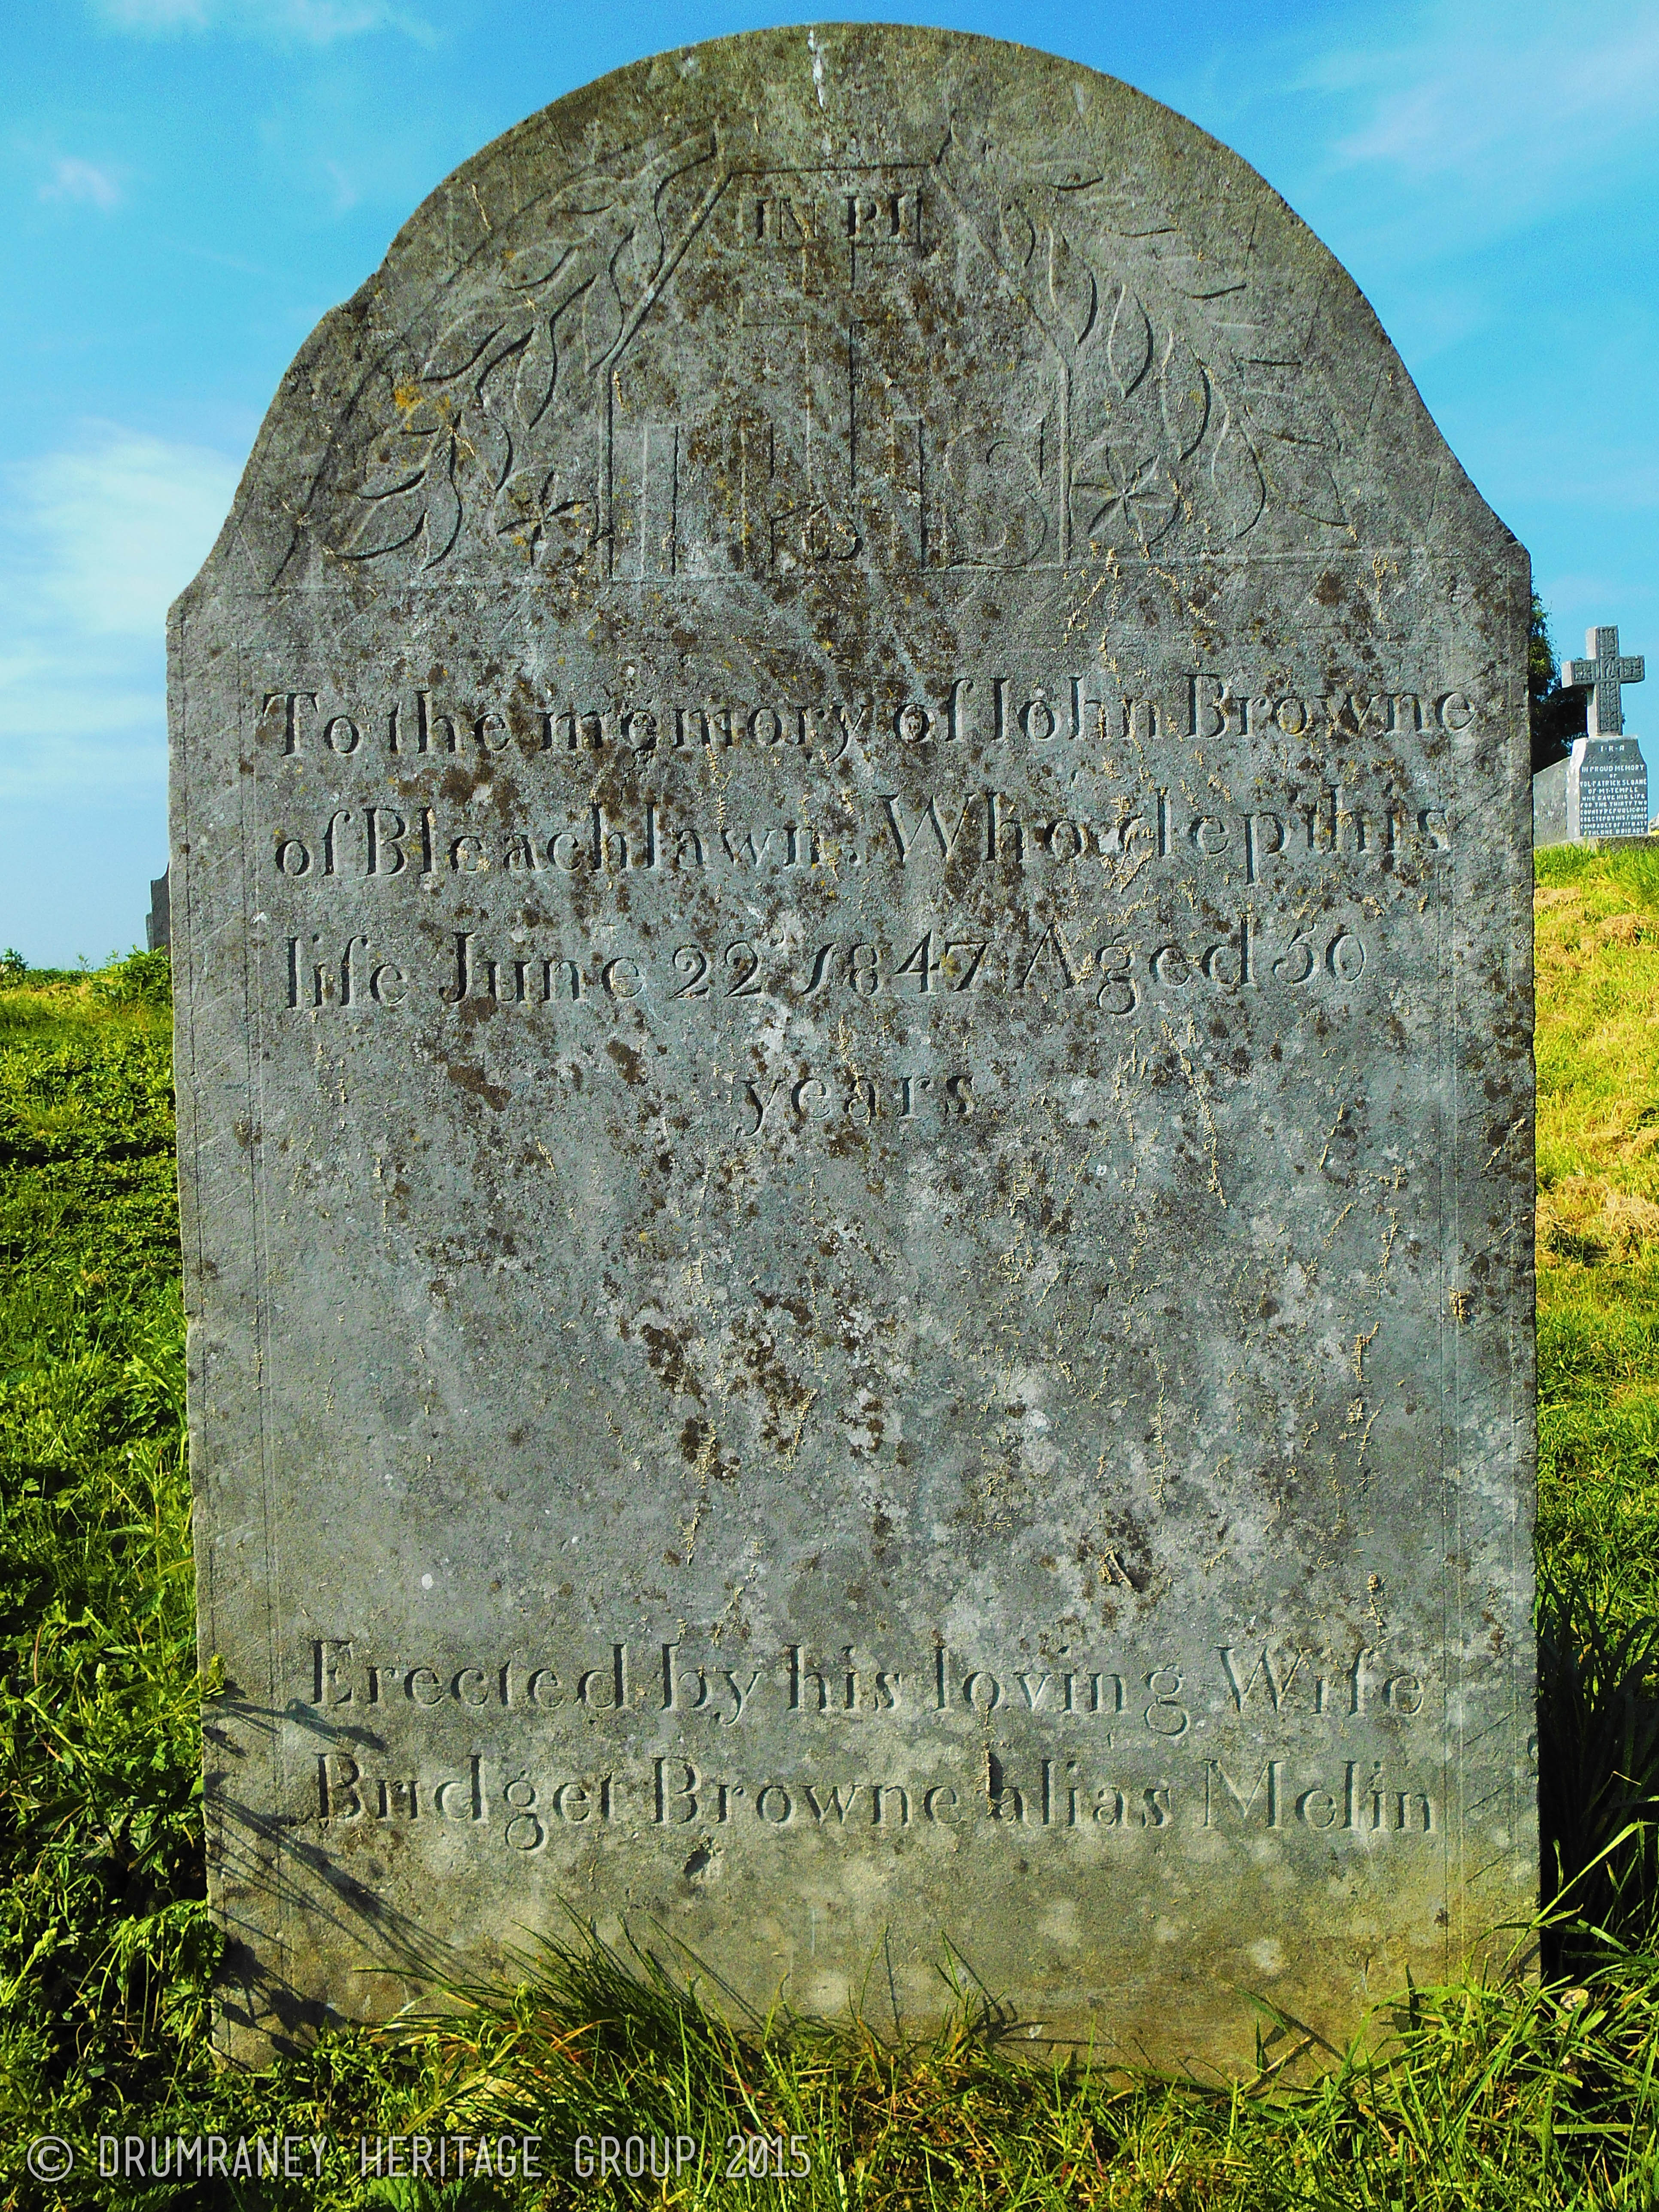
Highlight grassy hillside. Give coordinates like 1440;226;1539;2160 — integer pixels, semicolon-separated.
0;956;206;2123
1536;848;1659;1626
2;852;1659;2208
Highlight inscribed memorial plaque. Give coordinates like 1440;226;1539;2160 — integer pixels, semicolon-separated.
1569;737;1649;840
171;26;1537;2068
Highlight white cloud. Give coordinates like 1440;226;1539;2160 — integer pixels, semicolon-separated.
1173;0;1659;373
13;431;242;638
95;0;433;43
0;428;244;801
1310;0;1659;225
97;0;213;24
320;156;362;213
39;155;125;210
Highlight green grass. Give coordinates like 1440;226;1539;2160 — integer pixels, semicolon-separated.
1535;848;1659;1644
6;871;1659;2207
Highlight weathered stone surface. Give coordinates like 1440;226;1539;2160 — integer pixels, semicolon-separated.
171;25;1536;2070
1533;756;1568;848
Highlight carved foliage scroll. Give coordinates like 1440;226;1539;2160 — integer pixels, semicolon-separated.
324;127;1347;574
334;131;720;569
940;145;1348;558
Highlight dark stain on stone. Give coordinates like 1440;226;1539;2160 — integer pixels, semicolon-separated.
444;1060;509;1110
641;1323;703;1401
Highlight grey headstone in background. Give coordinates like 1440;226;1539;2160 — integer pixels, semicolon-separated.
1556;624;1649;841
1533;757;1568;848
146;869;171;953
171;26;1536;2070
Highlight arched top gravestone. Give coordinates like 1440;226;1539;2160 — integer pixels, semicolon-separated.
173;25;1535;2069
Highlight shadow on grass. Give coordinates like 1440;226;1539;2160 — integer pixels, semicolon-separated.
1539;1568;1659;1975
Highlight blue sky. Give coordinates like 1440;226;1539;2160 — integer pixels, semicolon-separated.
3;0;1656;963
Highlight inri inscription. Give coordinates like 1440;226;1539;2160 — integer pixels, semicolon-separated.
172;26;1535;2069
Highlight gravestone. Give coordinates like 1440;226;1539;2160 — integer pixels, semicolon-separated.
1533;627;1649;847
1561;626;1648;840
1559;734;1650;842
171;26;1537;2070
1533;756;1568;848
146;869;171;952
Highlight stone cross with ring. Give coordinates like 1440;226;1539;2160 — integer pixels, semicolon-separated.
1564;624;1645;737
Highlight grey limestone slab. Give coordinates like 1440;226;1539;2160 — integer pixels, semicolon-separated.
170;24;1537;2069
1532;757;1568;849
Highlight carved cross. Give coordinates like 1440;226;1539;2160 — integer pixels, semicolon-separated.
1564;623;1645;737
